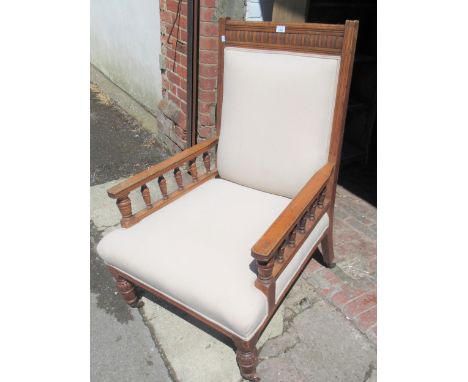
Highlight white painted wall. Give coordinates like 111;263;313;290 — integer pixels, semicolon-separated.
246;0;274;21
91;0;162;114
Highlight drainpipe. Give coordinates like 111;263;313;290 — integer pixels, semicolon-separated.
187;0;200;147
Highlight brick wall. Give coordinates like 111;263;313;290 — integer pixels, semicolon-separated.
158;0;222;151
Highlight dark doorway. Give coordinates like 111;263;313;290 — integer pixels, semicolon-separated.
307;0;377;206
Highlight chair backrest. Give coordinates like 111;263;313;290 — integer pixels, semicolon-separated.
216;19;358;199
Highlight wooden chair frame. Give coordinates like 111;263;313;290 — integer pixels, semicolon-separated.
103;18;358;381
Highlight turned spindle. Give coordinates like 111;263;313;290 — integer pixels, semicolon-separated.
318;187;326;208
189;160;198;182
257;258;274;286
298;214;307;234
307;200;317;220
288;227;297;247
203;152;211;173
174;167;184;190
141;184;151;209
117;195;133;225
276;241;286;263
158;176;168;199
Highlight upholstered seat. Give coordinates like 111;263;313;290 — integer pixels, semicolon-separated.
98;178;329;340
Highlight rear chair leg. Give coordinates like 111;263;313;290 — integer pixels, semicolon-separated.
110;269;144;308
234;339;260;382
321;228;336;268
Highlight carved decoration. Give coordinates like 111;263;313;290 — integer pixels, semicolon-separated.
203;152;211;173
140;184;151;208
174;167;184;190
158;176;168;199
189;160;198;182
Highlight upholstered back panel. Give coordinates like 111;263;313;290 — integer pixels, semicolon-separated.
217;47;341;198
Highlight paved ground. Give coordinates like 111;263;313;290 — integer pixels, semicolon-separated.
90;85;171;382
90;81;377;381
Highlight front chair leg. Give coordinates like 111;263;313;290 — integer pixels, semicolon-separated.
234;339;260;382
321;228;336;268
110;269;144;308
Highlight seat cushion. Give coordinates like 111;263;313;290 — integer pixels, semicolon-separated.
97;178;328;340
217;47;341;198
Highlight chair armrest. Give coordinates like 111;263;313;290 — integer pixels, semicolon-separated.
108;137;218;198
108;136;219;228
251;162;334;261
251;162;334;305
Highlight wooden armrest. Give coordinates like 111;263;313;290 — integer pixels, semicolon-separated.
108;136;219;228
251;162;334;262
108;136;218;199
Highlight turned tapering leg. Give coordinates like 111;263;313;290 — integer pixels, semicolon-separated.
234;339;260;382
110;269;144;308
321;228;335;268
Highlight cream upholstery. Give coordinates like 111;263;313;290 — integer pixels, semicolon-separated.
217;47;341;198
276;213;329;301
97;179;328;340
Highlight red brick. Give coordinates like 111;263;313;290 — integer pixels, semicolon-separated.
343;291;377;319
320;269;342;287
198;126;214;138
166;46;176;60
200;7;216;22
199;112;214;125
176;41;187;54
331;286;366;307
167;71;181;86
175;125;186;139
354;306;377;332
180;78;187;90
160;11;175;23
199;101;214;114
199;77;216;90
177;87;187;102
199;50;218;64
166;0;180;13
179;15;188;29
304;259;322;274
162;78;171;90
199;64;217;78
168;92;181;107
180;2;187;16
175;51;187;66
200;37;218;50
178;114;187;129
176;64;187;78
200;21;218;37
318;287;335;298
179;29;188;43
199;89;216;102
200;0;216;7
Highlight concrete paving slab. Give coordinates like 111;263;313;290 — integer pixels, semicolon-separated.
258;298;376;382
91;293;172;382
141;295;284;382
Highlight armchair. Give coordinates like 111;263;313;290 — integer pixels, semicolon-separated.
97;18;358;381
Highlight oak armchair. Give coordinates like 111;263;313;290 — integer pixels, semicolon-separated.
97;19;358;381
